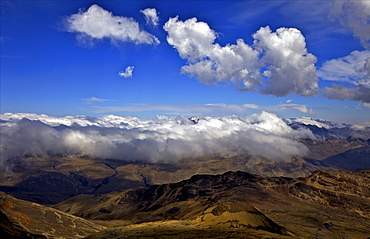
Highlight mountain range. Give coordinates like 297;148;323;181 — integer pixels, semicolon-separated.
0;113;369;238
1;169;369;238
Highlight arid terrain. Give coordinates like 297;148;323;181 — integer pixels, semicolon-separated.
1;169;370;238
0;191;104;238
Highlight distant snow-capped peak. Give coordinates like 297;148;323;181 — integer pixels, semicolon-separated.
287;117;349;129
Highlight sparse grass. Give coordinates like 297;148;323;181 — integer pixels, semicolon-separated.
86;220;292;239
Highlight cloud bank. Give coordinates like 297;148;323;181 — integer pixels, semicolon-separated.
0;112;314;166
65;4;159;46
163;17;319;97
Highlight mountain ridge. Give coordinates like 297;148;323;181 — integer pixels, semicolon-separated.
1;169;369;238
54;169;370;238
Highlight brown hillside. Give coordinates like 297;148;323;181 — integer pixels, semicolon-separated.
55;170;370;238
0;191;104;238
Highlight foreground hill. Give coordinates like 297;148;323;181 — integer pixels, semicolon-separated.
54;169;370;238
0;191;104;238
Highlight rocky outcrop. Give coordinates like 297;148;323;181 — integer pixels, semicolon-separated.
289;169;370;215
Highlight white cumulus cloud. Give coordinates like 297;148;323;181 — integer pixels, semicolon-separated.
140;8;159;26
253;26;319;96
65;4;159;46
118;66;134;78
164;16;261;89
163;17;318;96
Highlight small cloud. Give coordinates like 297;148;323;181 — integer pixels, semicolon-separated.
322;83;355;100
317;50;370;83
364;102;370;109
140;8;159;26
266;103;314;115
65;4;159;46
322;83;370;103
286;99;293;103
118;66;134;78
84;97;111;103
356;103;362;109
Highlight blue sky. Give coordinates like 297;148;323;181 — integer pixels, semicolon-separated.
1;0;370;124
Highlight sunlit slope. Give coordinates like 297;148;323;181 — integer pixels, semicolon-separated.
0;191;104;238
55;170;370;238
